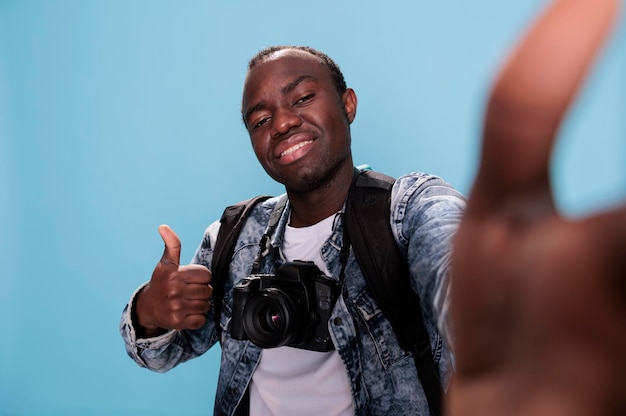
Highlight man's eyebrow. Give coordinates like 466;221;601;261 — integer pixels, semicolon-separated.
244;101;265;125
244;75;317;124
281;75;316;95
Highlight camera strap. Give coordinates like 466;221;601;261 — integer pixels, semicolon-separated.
250;194;288;275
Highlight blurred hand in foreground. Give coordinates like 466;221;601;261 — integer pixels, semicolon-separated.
449;0;626;415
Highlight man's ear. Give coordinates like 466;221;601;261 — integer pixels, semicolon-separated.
342;88;358;124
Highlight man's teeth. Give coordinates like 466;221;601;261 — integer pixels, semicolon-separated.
280;140;313;157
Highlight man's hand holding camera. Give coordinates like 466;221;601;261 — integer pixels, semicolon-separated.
135;224;213;337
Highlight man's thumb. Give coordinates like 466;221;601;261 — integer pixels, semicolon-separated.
158;224;182;265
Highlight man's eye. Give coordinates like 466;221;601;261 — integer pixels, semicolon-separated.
253;117;270;130
295;94;314;104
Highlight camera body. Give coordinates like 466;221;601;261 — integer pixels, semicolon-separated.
230;260;340;352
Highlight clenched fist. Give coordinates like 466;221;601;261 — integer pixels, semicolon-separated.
135;225;213;337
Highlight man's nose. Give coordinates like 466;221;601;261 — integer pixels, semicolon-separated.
271;107;302;137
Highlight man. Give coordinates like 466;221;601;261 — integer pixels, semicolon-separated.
120;46;465;415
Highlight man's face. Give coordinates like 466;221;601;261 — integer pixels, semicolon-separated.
241;49;357;193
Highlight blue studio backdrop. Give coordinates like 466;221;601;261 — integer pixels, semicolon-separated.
1;1;624;415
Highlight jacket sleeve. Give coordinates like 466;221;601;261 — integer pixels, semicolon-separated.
119;220;222;372
392;173;466;349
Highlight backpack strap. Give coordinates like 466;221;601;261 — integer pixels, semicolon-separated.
344;168;443;416
211;195;272;344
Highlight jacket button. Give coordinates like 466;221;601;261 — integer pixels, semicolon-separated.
333;317;343;326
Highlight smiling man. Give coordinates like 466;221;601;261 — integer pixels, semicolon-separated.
120;45;465;416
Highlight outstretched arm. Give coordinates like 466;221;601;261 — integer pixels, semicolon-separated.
449;0;625;415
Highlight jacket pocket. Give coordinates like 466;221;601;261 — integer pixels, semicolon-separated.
351;289;412;369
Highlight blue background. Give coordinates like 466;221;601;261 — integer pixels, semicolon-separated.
1;1;624;414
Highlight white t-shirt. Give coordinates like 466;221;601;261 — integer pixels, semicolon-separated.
249;214;354;416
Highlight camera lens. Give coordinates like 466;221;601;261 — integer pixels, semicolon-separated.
258;304;282;331
242;288;304;348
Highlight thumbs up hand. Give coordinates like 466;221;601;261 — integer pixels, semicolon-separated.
135;225;213;337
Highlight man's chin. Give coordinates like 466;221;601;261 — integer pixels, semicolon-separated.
291;172;348;195
270;157;351;194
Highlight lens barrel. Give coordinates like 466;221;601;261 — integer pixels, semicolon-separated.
242;288;304;348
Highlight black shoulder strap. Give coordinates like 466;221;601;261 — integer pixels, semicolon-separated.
344;169;443;416
211;195;272;343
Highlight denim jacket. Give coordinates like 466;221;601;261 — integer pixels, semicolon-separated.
120;171;466;416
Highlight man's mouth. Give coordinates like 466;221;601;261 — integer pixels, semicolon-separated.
279;140;313;158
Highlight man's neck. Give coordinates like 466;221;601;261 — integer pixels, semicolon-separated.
286;165;355;228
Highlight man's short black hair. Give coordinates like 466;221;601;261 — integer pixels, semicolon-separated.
247;45;347;96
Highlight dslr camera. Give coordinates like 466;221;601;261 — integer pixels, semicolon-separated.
230;260;340;352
